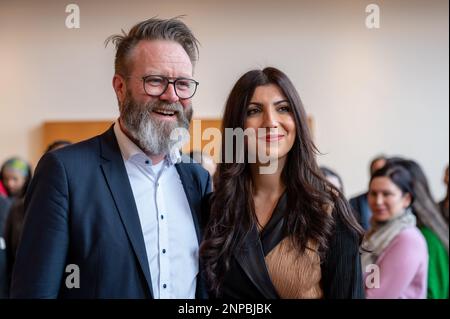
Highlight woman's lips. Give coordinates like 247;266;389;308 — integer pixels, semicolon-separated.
373;208;387;214
260;134;285;142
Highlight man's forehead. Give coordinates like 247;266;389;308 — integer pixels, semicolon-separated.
133;40;190;61
129;39;193;74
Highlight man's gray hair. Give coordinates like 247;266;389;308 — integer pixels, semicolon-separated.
105;16;200;76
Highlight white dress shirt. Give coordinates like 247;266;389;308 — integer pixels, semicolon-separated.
114;121;199;299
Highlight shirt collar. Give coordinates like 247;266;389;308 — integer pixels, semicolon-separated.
113;119;181;166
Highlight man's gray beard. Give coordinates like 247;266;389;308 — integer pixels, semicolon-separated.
120;92;193;156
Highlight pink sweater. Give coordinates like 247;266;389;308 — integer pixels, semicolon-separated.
365;227;428;299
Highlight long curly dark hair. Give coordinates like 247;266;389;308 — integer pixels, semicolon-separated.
200;67;363;295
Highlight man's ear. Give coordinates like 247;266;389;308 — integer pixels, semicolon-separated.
113;74;127;104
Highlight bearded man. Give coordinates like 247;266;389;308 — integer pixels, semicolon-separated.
11;18;211;299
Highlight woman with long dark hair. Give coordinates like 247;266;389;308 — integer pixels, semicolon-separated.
200;67;364;299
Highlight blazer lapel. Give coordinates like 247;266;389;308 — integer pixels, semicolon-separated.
233;193;288;299
233;225;279;299
99;126;154;298
260;193;287;255
175;163;202;244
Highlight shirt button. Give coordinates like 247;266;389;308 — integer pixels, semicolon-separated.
163;284;167;289
160;215;164;220
162;249;166;254
145;160;150;165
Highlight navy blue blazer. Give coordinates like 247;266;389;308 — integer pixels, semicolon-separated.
10;126;211;298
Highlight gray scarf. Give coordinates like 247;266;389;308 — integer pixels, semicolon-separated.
361;209;417;270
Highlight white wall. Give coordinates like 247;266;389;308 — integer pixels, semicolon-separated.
0;0;448;199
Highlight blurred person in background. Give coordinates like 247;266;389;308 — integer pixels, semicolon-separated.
320;166;344;193
439;165;449;225
0;195;12;298
387;157;448;299
45;140;72;153
0;157;32;298
4;140;72;283
362;163;428;299
0;181;7;197
350;155;387;230
0;158;32;199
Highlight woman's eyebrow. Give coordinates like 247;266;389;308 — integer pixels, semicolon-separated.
248;99;289;106
274;99;289;105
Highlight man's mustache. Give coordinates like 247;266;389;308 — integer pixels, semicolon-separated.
147;101;192;126
148;101;184;113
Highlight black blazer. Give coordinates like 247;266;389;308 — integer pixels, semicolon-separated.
213;194;365;299
10;126;211;298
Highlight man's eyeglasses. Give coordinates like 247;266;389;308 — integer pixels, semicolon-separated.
141;75;199;100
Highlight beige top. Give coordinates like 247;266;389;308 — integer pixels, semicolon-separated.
265;237;323;299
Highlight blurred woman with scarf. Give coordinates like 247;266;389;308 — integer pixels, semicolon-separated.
362;163;428;298
386;157;449;299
